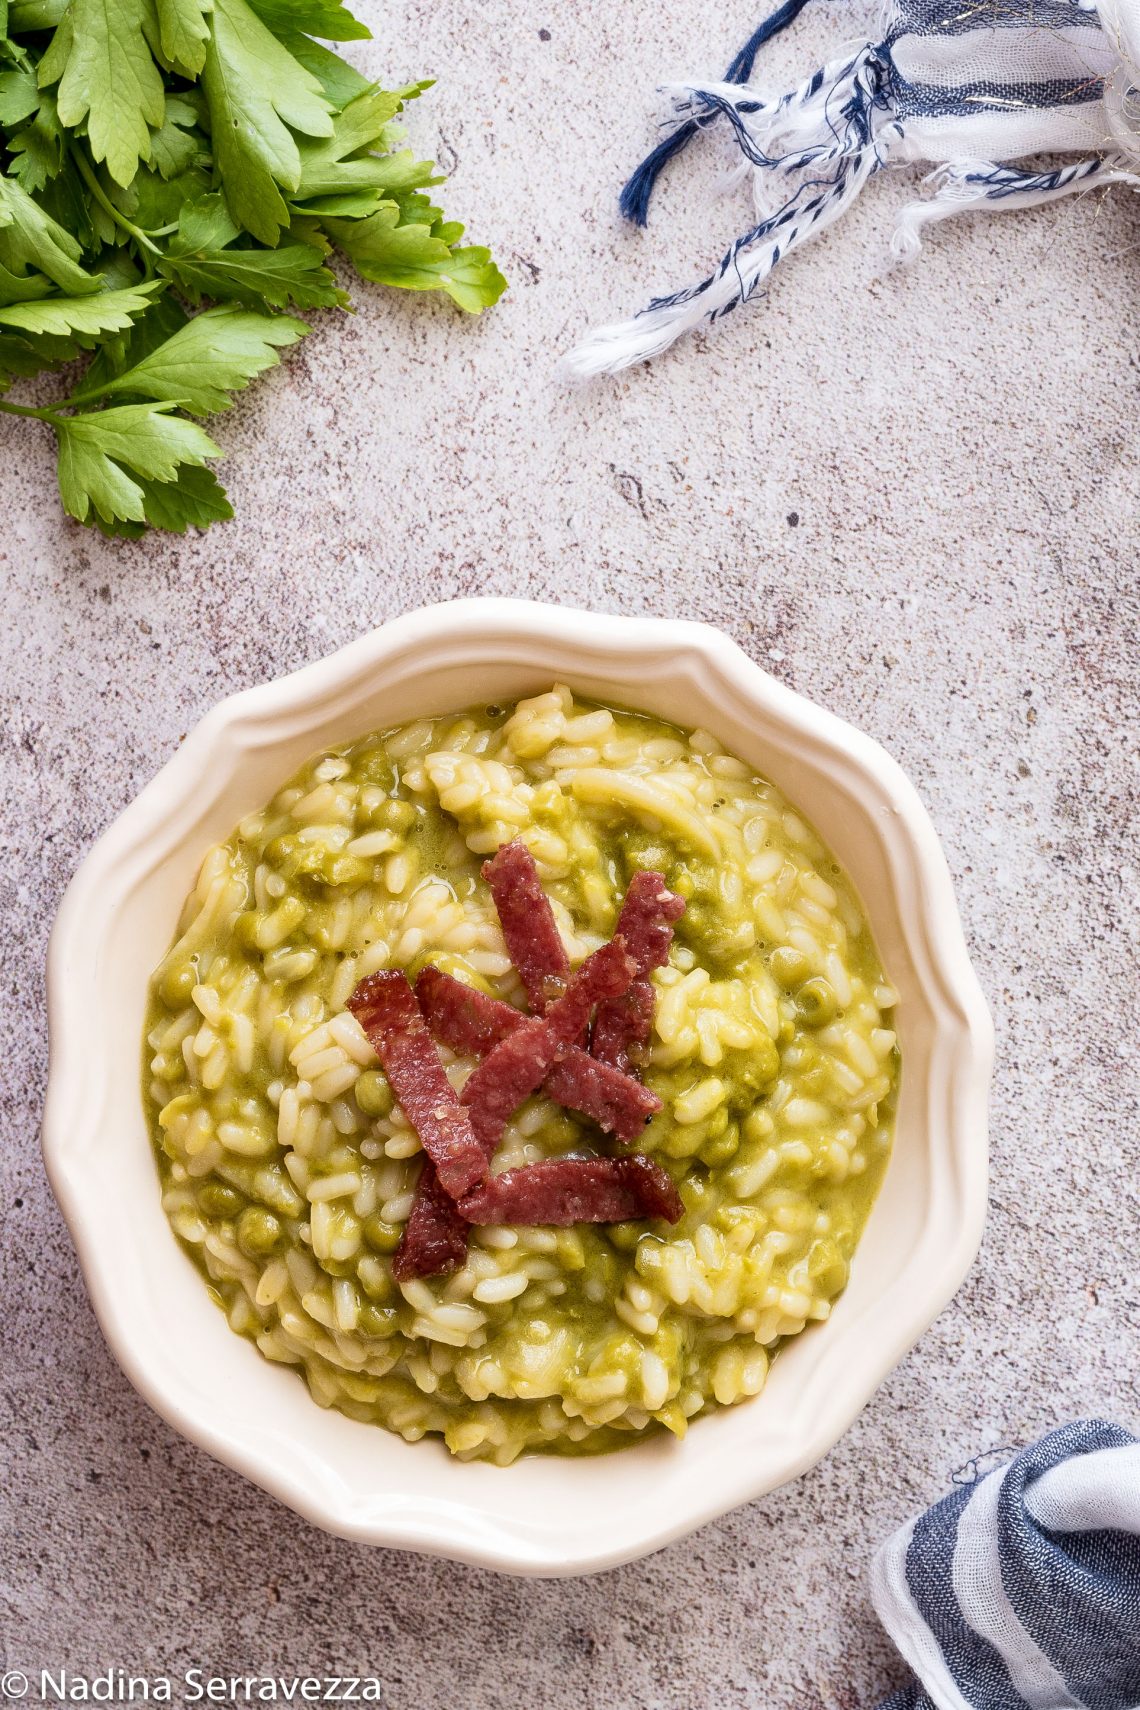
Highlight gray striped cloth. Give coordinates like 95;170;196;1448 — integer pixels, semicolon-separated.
567;0;1140;373
872;1419;1140;1710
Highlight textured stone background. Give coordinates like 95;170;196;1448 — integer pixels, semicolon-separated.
2;0;1138;1701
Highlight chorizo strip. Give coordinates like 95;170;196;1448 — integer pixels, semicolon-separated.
482;839;570;1011
346;972;487;1201
415;966;661;1139
394;939;636;1278
591;870;685;1074
459;1154;684;1226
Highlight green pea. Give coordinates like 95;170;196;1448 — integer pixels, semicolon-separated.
770;947;810;989
358;1262;394;1303
659;1122;707;1161
606;1222;643;1251
363;1214;401;1253
236;1206;284;1257
675;894;749;970
324;1145;359;1175
672;855;717;897
159;962;197;1008
727;1035;780;1105
358;751;397;790
360;1303;398;1337
621;831;673;876
378;798;416;833
199;1183;246;1218
796;977;838;1028
701;1123;740;1167
554;1230;586;1271
355;1071;393;1118
320;1257;358;1278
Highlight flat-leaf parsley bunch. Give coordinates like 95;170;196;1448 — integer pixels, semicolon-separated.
0;0;506;535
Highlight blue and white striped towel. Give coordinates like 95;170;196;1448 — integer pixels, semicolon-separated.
872;1419;1140;1710
567;0;1140;373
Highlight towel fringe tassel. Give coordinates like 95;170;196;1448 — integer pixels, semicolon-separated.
571;0;1140;374
567;46;897;377
618;0;816;226
892;155;1140;259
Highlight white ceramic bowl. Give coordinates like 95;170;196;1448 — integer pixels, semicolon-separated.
43;599;992;1575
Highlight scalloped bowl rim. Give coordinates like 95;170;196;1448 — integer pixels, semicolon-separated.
42;599;993;1575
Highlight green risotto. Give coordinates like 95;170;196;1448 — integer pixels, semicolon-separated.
144;686;899;1461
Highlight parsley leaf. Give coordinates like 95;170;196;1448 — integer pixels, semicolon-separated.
164;191;237;251
5;89;67;194
0;172;100;293
0;68;41;127
38;0;166;186
201;0;333;244
136;463;232;530
0;327;75;388
53;399;220;524
89;302;309;413
0;261;53;302
164;237;344;309
90;462;233;536
76;289;188;393
153;0;213;78
244;0;368;43
0;278;160;336
7;0;68;28
291;89;409;209
159;193;345;308
327;210;507;313
146;94;205;181
277;32;371;107
1;0;504;533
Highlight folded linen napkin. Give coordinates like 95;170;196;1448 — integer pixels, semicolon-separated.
871;1419;1140;1710
566;0;1140;373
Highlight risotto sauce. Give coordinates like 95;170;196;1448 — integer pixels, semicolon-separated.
143;687;899;1462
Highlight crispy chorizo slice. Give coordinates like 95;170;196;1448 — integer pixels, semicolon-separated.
482;839;570;1011
394;940;636;1278
459;1154;684;1226
460;937;635;1152
346;972;487;1201
415;965;661;1139
391;1169;470;1283
591;870;685;1074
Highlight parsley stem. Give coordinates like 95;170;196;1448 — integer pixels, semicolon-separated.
69;146;163;261
0;399;63;422
66;378;113;407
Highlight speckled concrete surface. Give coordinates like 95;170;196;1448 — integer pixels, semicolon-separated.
2;0;1139;1700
